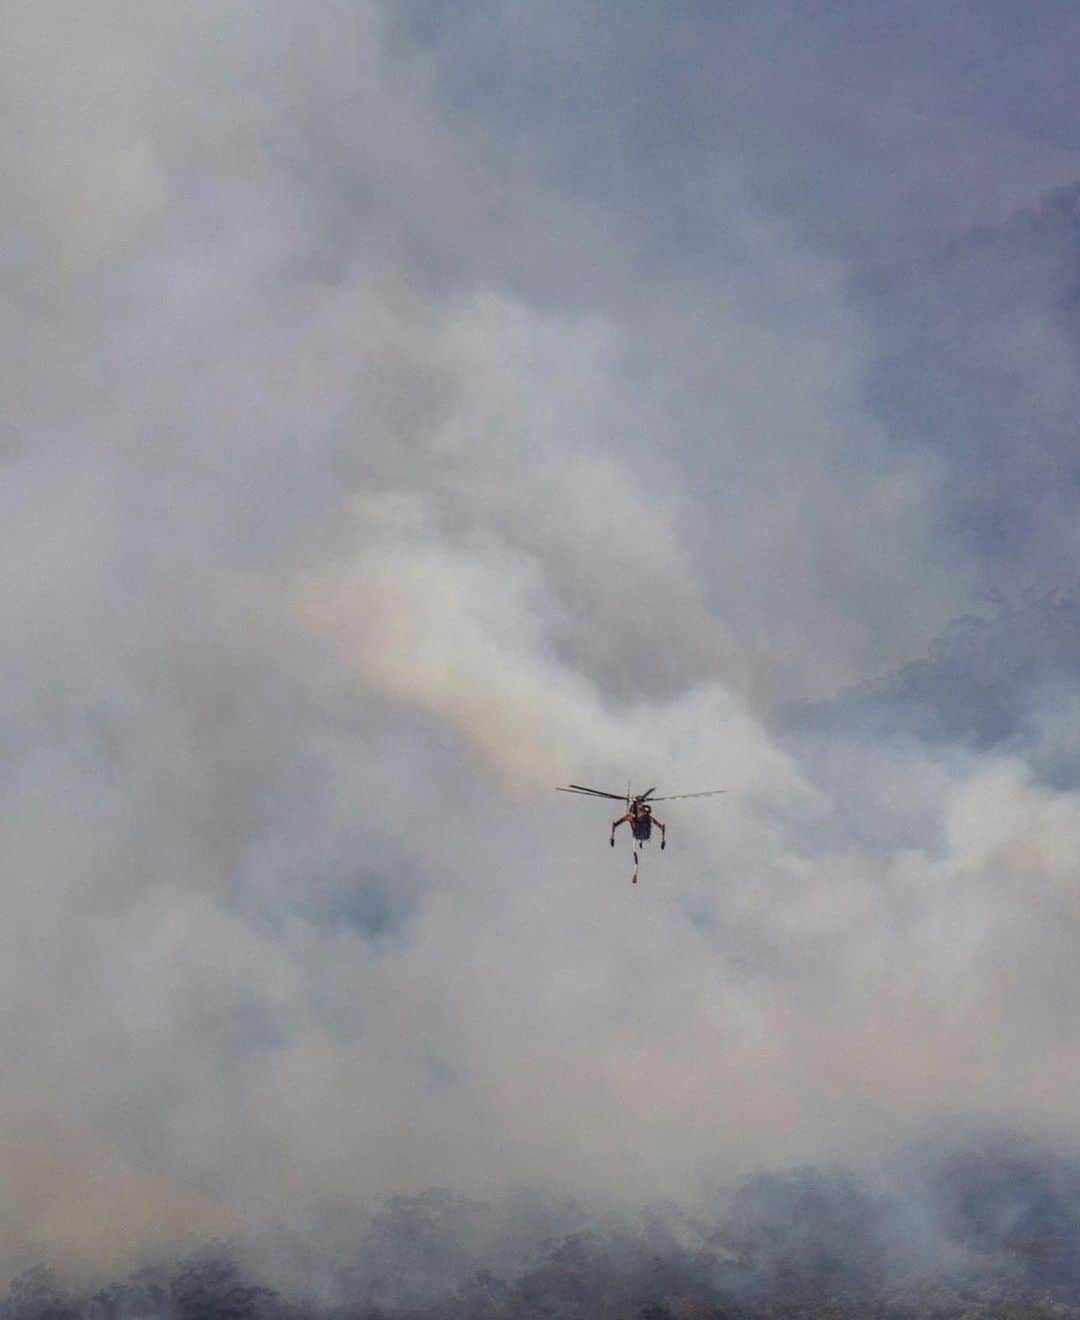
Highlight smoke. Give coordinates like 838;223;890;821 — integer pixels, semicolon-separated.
5;0;1080;1294
10;1137;1080;1317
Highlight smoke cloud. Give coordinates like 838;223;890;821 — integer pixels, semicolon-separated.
5;0;1080;1294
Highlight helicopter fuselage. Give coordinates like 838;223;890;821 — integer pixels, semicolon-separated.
629;806;654;841
557;781;723;882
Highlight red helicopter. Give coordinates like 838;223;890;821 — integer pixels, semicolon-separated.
556;783;725;883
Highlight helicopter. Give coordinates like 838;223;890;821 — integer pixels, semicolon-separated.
556;783;725;883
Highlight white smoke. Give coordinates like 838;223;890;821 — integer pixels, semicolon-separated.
3;0;1080;1288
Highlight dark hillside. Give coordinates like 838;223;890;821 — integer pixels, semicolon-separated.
779;581;1080;764
9;1140;1080;1320
859;182;1080;569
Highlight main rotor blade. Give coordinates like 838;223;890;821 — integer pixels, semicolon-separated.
556;785;628;801
638;787;657;801
649;790;727;801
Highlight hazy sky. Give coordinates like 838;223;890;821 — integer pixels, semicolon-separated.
4;0;1080;1283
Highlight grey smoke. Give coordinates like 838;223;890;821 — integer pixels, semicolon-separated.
5;0;1080;1289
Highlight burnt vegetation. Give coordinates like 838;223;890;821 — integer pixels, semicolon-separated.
8;1141;1080;1320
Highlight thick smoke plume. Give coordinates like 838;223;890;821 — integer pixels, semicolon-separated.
5;0;1080;1299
